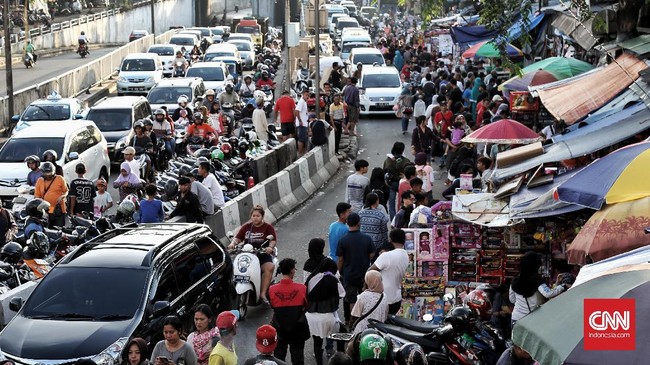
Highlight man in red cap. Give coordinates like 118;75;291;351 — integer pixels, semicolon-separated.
242;325;287;365
208;311;239;365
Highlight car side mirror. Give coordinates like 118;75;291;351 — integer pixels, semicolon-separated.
226;231;234;239
73;114;84;120
114;67;120;72
68;152;79;161
152;300;171;316
9;297;23;312
11;115;20;122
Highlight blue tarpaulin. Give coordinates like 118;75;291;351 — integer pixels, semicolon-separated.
450;13;546;46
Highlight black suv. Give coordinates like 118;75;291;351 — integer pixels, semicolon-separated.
0;223;232;365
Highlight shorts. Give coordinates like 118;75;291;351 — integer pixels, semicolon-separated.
344;282;364;303
296;126;308;143
281;122;296;136
258;253;273;265
347;106;359;123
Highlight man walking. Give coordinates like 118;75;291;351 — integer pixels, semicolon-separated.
294;90;310;156
336;213;375;328
369;229;409;314
328;202;351;262
274;90;297;141
209;311;239;365
69;163;95;216
269;258;309;365
243;325;287;365
345;159;369;213
343;77;360;136
358;193;390;251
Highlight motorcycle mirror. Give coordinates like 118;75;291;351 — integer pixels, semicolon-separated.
422;313;433;322
11;115;19;122
73;114;84;120
443;293;455;303
9;297;23;312
227;231;234;238
266;235;274;240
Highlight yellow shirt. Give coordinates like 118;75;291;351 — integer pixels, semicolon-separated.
208;343;237;365
34;175;68;213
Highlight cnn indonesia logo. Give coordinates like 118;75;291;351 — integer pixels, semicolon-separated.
584;299;635;351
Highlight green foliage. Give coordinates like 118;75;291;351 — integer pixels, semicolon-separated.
404;0;445;22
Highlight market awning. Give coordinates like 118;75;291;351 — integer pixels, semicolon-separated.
450;13;545;46
551;12;598;50
618;34;650;55
451;193;521;227
492;103;650;180
536;53;648;125
507;13;546;40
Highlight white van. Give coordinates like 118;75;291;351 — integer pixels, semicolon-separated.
203;43;240;62
116;53;164;96
340;30;371;60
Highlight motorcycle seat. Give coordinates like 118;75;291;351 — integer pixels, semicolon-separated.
387;315;442;333
368;320;444;352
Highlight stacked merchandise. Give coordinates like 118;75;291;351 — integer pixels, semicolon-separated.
449;223;482;282
503;223;550;282
479;227;505;285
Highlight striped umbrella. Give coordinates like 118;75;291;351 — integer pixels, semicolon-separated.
462;40;523;59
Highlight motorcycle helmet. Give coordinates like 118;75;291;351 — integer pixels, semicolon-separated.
177;95;189;105
190;168;201;179
222;102;233;111
225;82;234;92
133;120;145;130
253;90;265;106
444;306;475;328
359;334;388;362
238;140;250;152
247;131;258;141
178;165;192;177
261;70;269;77
0;242;23;264
206;89;216;96
193;112;204;122
117;199;136;216
24;155;40;167
394;344;427;365
153;108;166;117
194;148;211;159
465;289;492;320
42;149;58;162
40;162;55;175
244;74;252;81
26;198;50;219
143;118;153;127
475;283;497;304
228;136;239;146
164;180;179;199
196;156;210;165
220;142;232;155
264;58;272;65
257;63;264;71
211;149;225;161
28;232;49;258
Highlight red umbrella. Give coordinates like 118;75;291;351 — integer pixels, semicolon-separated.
462;119;543;144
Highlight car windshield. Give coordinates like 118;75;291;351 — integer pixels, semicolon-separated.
86;109;133;132
186;67;225;81
21;104;71;121
204;52;234;61
121;59;156;71
341;43;370;54
338;21;358;30
211;28;224;35
353;53;385;65
0;138;64;163
236;26;259;34
192;28;211;37
148;46;175;56
230;42;251;51
170;37;194;46
22;267;147;320
148;87;193;104
228;36;249;42
362;74;401;88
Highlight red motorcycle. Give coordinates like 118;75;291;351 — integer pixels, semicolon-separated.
77;43;88;58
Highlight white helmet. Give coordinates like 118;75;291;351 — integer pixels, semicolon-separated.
177;95;189;104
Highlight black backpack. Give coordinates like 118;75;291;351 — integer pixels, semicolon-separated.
311;120;328;146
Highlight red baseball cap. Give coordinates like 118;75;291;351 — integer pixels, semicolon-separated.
216;311;239;332
256;325;278;353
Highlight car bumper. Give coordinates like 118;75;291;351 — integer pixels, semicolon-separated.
117;81;156;94
360;99;397;115
0;185;23;208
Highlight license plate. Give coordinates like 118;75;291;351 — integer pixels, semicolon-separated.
376;103;389;107
234;275;249;283
130;87;145;91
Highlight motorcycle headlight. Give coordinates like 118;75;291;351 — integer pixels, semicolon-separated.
91;337;128;365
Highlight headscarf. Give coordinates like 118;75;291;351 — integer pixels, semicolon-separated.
115;162;141;185
393;50;404;72
471;77;482;101
303;238;326;273
364;271;383;293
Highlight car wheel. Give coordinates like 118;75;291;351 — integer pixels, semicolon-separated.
236;291;249;320
99;167;109;183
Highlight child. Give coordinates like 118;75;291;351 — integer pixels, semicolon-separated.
93;178;113;217
450;120;465;146
137;184;164;223
176;109;190;128
208;103;222;134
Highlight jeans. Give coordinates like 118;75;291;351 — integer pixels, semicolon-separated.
164;139;175;157
388;188;397;219
275;337;305;365
401;116;410;132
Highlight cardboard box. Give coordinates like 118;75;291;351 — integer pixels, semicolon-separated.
496;142;544;167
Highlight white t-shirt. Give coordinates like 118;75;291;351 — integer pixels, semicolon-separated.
201;173;225;208
126;158;141;178
93;191;113;217
374;248;409;304
295;98;309;127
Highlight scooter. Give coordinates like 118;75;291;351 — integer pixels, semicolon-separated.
77;43;88;58
174;61;185;77
24;52;35;68
227;232;277;319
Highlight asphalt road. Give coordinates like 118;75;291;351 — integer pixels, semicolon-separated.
0;46;121;96
231;115;449;364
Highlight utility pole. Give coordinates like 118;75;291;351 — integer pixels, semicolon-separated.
314;0;320;118
3;0;15;126
284;0;290;92
150;0;155;37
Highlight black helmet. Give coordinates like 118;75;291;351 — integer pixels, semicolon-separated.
42;149;58;162
164;180;179;199
24;155;40;167
196;156;210;165
28;231;49;258
26;198;50;218
444;306;475;329
178;165;192;177
194;148;211;159
394;344;427;365
143;118;153;127
190;168;200;179
133;120;145;130
40;162;55;175
0;242;23;264
193;112;204;121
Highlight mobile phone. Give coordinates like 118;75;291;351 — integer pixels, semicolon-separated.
157;357;169;363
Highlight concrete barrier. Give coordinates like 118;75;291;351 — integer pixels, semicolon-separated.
206;132;340;244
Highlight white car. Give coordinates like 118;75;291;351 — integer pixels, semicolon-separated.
116;53;164;96
0;121;111;206
359;66;403;116
10;91;87;135
147;44;183;77
203;43;240;62
169;34;200;49
185;62;230;92
147;77;207;114
347;47;386;74
227;40;255;70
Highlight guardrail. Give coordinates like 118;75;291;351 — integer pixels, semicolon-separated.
0;29;175;129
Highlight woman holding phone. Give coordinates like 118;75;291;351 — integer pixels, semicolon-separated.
151;316;198;365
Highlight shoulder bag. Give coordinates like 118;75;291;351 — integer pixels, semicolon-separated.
350;293;384;332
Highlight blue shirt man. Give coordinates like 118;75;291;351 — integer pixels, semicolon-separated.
328;202;351;261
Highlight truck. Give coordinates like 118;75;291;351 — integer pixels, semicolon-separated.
231;16;269;50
